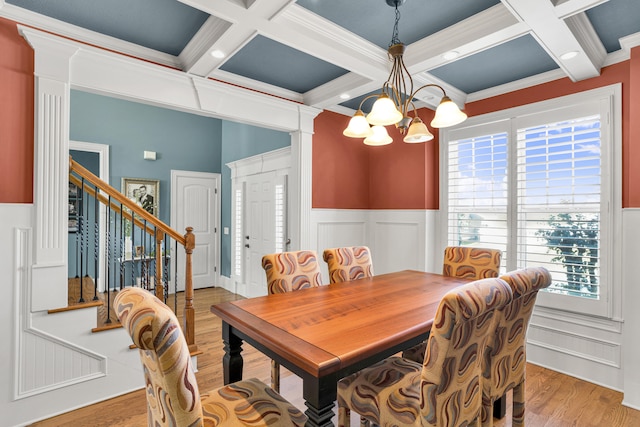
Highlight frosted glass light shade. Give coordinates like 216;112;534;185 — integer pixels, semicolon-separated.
403;117;434;143
430;96;467;128
367;94;403;126
343;110;373;138
364;125;393;146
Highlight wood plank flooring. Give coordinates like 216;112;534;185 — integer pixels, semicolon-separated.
30;287;640;427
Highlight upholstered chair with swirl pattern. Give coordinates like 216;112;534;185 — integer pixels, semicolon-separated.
262;250;323;391
481;267;552;427
323;246;374;284
442;246;502;279
114;287;307;427
402;246;502;363
337;277;513;427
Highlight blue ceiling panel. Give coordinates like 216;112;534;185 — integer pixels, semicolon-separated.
6;0;209;56
586;0;640;53
297;0;501;49
429;35;559;94
219;35;349;94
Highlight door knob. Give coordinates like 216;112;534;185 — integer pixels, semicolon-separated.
245;244;250;248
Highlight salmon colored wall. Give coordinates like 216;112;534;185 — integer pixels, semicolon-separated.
0;18;33;203
312;108;438;209
314;58;639;210
465;60;635;208
312;110;370;208
367;108;438;210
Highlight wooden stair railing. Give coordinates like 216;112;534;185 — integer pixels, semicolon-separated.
69;157;198;352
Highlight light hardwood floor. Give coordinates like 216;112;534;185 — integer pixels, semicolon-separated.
31;287;640;426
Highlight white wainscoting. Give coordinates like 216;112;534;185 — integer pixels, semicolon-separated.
310;209;438;282
622;208;640;409
526;208;640;402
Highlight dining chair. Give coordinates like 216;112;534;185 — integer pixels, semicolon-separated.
322;246;374;283
261;250;323;391
114;287;307;427
337;277;513;427
481;267;552;427
402;245;502;363
442;245;502;279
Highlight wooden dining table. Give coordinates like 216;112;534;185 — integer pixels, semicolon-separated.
210;269;483;426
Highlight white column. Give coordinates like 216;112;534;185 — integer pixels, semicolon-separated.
19;27;79;311
289;105;320;250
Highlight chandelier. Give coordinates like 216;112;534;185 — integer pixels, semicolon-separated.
343;0;468;146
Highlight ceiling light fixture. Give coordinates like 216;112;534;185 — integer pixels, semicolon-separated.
211;49;225;58
343;0;467;145
442;50;460;61
560;50;579;60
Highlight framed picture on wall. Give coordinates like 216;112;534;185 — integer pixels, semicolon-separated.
121;177;160;217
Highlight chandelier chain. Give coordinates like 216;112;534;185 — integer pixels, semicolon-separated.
390;5;402;46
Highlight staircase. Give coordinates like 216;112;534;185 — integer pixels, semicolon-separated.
48;277;122;332
62;156;198;351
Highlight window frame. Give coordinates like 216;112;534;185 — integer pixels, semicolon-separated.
439;84;622;319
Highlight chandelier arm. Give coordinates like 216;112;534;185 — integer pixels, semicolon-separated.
408;83;447;103
356;93;385;111
398;54;414;117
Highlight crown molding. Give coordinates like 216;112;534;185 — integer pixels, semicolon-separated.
0;3;180;69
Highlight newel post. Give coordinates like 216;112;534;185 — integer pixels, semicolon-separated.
184;227;196;347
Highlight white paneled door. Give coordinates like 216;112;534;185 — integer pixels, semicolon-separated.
244;172;288;298
171;170;220;291
246;172;276;298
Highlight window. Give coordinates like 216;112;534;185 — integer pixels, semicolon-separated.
234;185;244;279
274;177;287;253
442;86;620;317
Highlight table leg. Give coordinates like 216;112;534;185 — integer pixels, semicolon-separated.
302;374;338;427
221;321;243;385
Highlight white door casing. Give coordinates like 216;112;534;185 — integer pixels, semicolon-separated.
227;147;291;297
171;170;221;291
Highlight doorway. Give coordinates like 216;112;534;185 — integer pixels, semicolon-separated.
228;147;291;297
171;170;221;291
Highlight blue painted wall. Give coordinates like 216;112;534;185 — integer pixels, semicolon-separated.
70;90;223;225
69;90;290;280
220;121;290;276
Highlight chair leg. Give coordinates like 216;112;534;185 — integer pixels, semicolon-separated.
270;359;280;393
338;406;351;427
513;380;525;427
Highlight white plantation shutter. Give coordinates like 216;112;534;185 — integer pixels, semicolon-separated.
443;87;617;317
274;176;287;253
234;185;244;278
447;131;509;268
516;115;601;299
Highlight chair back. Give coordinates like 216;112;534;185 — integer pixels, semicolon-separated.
323;246;374;283
262;250;323;294
443;246;502;279
485;267;552;398
115;287;203;426
421;277;513;426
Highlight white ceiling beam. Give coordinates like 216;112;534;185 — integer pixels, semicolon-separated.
501;0;606;81
553;0;609;19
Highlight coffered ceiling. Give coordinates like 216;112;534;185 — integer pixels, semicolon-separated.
2;0;639;116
